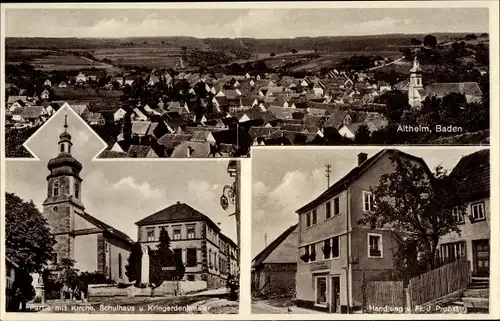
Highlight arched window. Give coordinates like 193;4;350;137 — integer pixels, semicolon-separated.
68;144;71;154
118;253;122;278
60;144;64;153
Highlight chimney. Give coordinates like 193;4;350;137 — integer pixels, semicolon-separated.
176;201;181;205
357;153;368;166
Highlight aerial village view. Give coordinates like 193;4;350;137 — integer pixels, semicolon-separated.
4;8;489;158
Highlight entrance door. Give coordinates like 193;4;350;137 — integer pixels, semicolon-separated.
474;240;490;276
330;276;341;313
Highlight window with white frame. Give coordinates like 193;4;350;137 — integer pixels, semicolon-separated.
471;202;485;220
333;197;340;216
368;233;382;258
363;191;373;212
173;226;181;240
315;276;327;306
323;239;331;259
440;242;466;263
326;201;331;219
146;228;155;242
186;225;195;239
452;207;464;223
322;236;340;260
309;244;316;262
312;209;317;225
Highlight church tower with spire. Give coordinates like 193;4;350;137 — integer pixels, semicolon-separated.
408;55;425;109
43;113;85;266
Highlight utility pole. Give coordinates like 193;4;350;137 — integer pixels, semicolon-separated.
235;161;240;265
264;233;267;248
325;164;332;188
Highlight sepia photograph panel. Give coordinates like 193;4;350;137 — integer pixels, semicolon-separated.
4;108;241;314
3;6;490;159
251;147;490;314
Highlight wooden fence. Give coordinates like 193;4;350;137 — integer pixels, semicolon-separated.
363;281;405;312
407;258;470;308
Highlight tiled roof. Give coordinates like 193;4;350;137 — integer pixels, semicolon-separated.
157;133;192;149
70;104;88;116
425;82;482;97
450;149;489;201
136;202;218;228
248;126;280;139
127;145;154;158
252;224;298;268
131;121;151;136
81;212;134;245
98;150;128;158
170;141;211;158
21;106;44;118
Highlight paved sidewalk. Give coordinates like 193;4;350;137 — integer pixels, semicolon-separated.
188;297;239;314
187;287;229;296
252;300;327;314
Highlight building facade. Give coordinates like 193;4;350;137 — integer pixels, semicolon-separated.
437;149;490;277
42;116;133;282
295;150;431;313
136;202;238;289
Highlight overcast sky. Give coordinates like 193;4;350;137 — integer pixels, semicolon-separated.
5;107;237;243
251;146;488;257
4;8;489;38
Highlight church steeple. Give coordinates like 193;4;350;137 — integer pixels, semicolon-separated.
58;113;73;154
46;112;83;187
408;54;424;109
43;111;84;266
409;56;423;88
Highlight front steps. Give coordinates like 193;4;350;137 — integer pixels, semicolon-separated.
462;277;489;313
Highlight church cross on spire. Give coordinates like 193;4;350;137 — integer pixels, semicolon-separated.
64;113;68;132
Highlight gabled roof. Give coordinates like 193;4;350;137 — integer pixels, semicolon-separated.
268;106;295;120
70;104;88;116
21;106;44;118
131;121;151;136
425;82;482;97
450;149;489;202
281;123;308;133
296;149;431;214
127;145;154;158
7;96;28;104
146;122;159;137
87;112;105;123
136;202;219;230
81;212;134;246
248;126;280;139
191;131;212;141
99;150;128;158
170;141;211;158
49;101;68;111
157;133;192;150
252;224;298;268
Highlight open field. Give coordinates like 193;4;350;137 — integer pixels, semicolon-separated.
289;50;402;72
32;54;110;71
64;47;189;69
5;49;54;62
